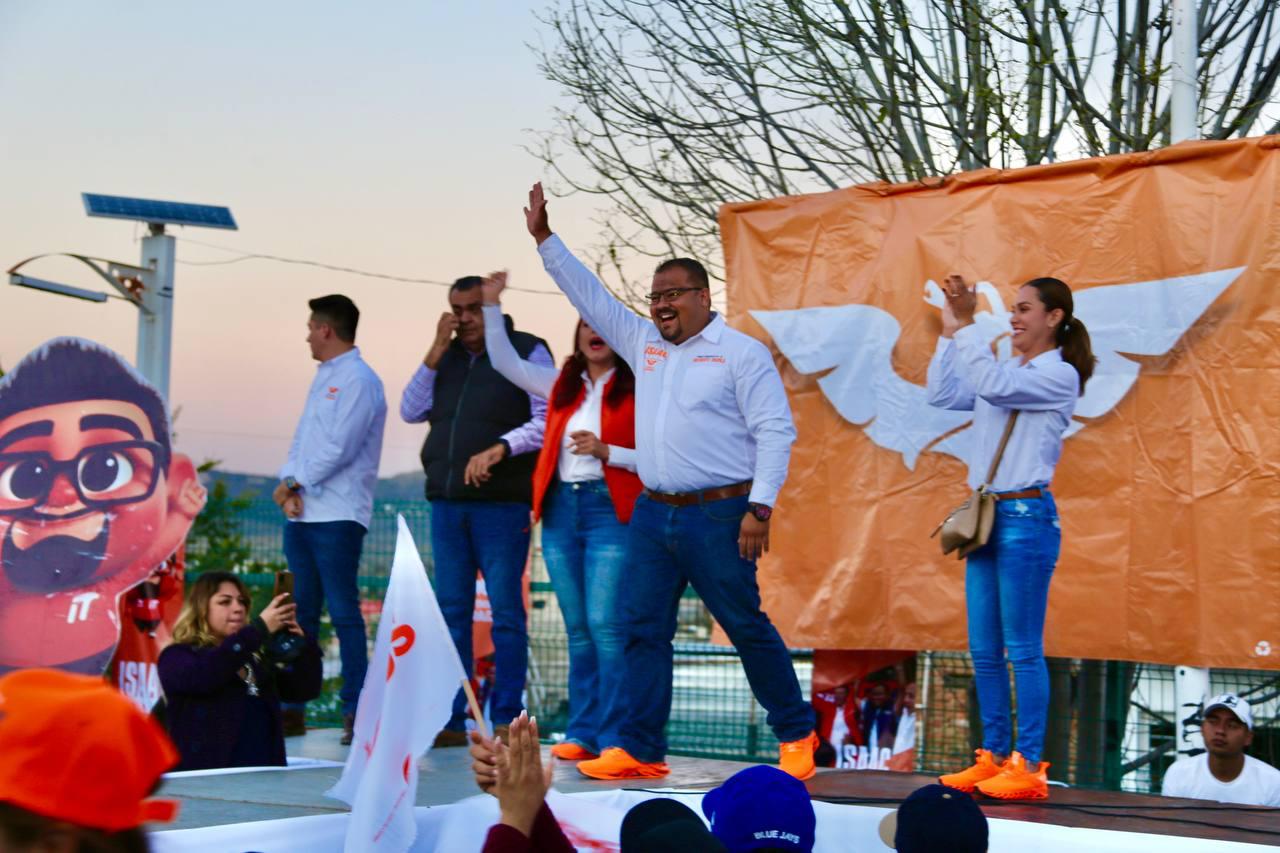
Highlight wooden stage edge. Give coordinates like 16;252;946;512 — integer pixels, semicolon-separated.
805;769;1280;847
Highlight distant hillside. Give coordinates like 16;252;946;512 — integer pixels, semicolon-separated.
204;469;426;502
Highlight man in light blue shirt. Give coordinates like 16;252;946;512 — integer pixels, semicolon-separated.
274;294;387;744
524;183;817;781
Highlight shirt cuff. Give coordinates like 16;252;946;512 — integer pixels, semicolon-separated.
747;483;780;507
606;445;638;471
952;324;984;349
537;233;566;262
501;429;538;457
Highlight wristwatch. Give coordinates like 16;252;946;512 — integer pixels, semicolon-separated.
747;502;772;522
283;476;301;493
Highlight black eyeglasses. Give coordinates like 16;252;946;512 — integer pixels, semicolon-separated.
644;286;706;305
0;440;169;515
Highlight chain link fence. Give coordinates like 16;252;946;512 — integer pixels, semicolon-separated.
192;498;1277;793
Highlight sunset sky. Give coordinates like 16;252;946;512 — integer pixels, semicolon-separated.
0;1;608;477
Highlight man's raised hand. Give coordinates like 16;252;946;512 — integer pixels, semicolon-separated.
482;271;508;306
524;182;552;245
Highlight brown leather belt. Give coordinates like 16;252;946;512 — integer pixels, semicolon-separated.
642;481;752;506
993;487;1043;501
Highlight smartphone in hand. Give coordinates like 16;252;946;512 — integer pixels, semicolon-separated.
273;570;294;604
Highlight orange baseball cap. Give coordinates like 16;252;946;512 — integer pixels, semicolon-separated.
0;668;180;831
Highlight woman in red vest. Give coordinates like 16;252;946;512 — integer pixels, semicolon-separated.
480;273;641;761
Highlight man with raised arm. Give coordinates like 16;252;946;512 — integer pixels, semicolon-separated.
523;182;817;780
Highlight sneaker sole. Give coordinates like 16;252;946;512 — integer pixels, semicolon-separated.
938;777;984;792
577;765;670;781
978;787;1048;800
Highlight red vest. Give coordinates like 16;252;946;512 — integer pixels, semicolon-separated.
532;372;641;524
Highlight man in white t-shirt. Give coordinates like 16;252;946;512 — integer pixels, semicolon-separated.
1162;692;1280;807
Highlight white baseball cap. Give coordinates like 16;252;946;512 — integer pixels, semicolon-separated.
1204;693;1253;730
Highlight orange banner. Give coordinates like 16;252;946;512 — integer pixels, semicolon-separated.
721;136;1280;670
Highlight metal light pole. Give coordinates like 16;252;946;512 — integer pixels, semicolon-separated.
6;194;236;402
136;225;177;399
1169;0;1210;761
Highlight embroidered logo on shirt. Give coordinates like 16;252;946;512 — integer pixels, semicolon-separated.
643;344;669;372
326;386;340;400
693;354;726;364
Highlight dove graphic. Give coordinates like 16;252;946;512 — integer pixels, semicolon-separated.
752;267;1243;472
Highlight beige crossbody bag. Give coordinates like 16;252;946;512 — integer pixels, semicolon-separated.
931;411;1020;559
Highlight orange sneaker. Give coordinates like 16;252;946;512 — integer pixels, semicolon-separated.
939;749;1004;792
550;742;599;761
577;747;670;780
779;731;819;781
975;751;1049;800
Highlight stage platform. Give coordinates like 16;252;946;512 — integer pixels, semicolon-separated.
154;728;1280;850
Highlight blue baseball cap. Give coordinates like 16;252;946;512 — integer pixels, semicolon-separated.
878;784;988;853
701;765;816;852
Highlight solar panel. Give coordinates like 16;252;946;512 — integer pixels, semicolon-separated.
82;193;238;230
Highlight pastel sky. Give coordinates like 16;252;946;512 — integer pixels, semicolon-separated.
0;1;608;477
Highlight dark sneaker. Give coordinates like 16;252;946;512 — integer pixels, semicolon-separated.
340;713;356;746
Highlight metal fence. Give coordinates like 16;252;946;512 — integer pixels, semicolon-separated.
191;498;1277;793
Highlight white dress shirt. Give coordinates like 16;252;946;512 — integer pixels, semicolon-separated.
279;347;387;529
480;303;637;481
926;324;1080;491
538;235;796;506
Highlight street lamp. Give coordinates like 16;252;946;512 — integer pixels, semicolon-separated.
6;193;237;401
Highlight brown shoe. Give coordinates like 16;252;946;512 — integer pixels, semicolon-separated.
340;713;355;746
281;709;307;738
433;728;469;748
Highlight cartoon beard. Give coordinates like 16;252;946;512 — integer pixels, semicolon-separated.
2;516;113;593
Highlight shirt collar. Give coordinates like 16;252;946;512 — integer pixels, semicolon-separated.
1024;347;1063;369
648;312;724;345
580;366;617;388
318;347;360;370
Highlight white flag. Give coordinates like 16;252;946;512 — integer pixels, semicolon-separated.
327;515;466;852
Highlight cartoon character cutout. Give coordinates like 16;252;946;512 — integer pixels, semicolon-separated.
0;338;206;675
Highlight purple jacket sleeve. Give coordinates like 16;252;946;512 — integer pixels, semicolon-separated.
157;621;266;697
480;803;575;853
499;344;554;457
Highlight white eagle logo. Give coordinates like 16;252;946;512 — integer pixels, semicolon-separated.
751;268;1242;470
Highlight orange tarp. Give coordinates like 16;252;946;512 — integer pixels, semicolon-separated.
720;136;1280;670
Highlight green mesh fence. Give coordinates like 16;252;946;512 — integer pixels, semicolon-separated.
189;499;1277;791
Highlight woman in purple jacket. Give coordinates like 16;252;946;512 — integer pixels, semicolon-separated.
158;571;322;770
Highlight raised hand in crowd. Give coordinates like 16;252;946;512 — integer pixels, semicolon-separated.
567;429;609;462
465;443;508;487
425;311;461;370
493;712;554;838
940;273;978;337
524;182;552;244
482;270;508;306
259;593;300;635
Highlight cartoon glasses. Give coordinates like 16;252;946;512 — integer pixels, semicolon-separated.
0;440;168;514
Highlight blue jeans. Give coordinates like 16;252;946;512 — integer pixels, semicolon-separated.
620;493;814;762
283;520;369;717
540;480;630;753
965;488;1061;766
430;500;531;730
